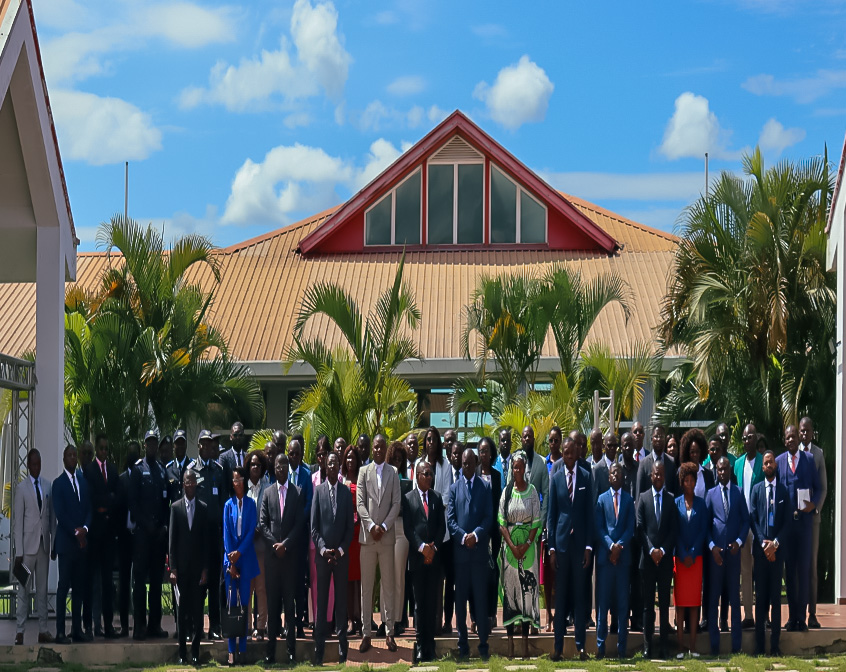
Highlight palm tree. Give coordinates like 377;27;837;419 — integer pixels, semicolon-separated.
286;253;421;436
658;148;834;438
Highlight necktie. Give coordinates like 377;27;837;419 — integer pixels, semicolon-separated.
330;483;336;516
422;492;429;518
279;485;286;518
454;469;460;483
635;451;640;462
567;471;574;502
767;483;774;534
613;490;619;520
187;499;194;530
655;492;661;520
101;460;107;482
237;452;242;468
722;486;730;516
71;474;79;500
466;477;473;500
791;453;797;473
34;478;42;512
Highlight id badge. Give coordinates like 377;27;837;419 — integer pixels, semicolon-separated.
213;487;219;495
768;510;774;527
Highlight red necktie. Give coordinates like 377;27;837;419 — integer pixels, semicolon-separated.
101;460;107;482
791;453;797;473
422;492;429;518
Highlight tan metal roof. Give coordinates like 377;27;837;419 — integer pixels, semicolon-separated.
0;197;679;366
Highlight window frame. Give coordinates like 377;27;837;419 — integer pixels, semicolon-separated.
489;163;548;244
363;167;423;246
426;154;486;246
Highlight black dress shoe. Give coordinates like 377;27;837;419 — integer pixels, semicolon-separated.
133;631;147;641
550;651;563;662
642;645;652;659
338;654;346;664
94;627;104;638
72;632;87;643
699;619;708;631
785;620;796;631
82;629;94;642
191;657;200;667
178;658;189;665
55;634;71;644
809;614;821;629
263;655;276;667
579;649;589;661
741;617;755;629
296;626;305;639
209;630;222;640
105;627;121;639
148;627;168;638
798;622;809;632
720;619;728;632
771;648;782;657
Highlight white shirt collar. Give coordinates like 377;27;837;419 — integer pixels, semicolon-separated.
766;475;778;487
464;474;474;487
651;485;663;498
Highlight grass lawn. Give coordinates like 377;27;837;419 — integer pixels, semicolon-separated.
3;654;846;672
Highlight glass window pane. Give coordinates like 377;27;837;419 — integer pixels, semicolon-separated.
457;163;483;244
365;193;392;245
490;166;517;243
520;191;546;243
427;164;454;244
394;171;421;245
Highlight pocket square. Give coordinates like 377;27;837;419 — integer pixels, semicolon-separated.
778;499;784;503
578;486;585;491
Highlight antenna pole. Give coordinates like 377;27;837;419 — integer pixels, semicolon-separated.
704;152;709;198
124;161;129;220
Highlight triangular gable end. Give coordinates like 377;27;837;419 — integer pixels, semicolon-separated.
298;111;619;255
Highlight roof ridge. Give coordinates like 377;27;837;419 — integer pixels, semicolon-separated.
560;191;680;242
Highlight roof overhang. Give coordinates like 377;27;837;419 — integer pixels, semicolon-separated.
298;110;620;256
0;0;76;282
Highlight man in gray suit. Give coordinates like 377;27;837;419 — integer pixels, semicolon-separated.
13;449;54;645
799;416;827;629
312;452;354;664
356;434;401;653
508;426;550;521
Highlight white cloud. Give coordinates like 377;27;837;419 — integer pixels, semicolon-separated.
742;70;846;103
284;112;313;129
41;3;238;86
387;75;426;96
51;89;162;165
290;0;351;100
221;139;406;226
180;0;351;112
757;118;805;155
541;171;706;202
658;92;741;161
357;101;446;131
473;55;554;130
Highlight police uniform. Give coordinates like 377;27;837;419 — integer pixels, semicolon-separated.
189;446;226;637
128;442;170;638
167;457;191;503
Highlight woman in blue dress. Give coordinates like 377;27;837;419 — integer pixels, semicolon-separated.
223;465;260;665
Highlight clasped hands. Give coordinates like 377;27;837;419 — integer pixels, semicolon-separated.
420;542;436;565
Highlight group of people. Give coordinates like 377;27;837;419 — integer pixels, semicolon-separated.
10;416;826;664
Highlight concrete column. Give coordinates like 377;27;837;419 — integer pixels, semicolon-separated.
34;226;64;484
835;235;846;604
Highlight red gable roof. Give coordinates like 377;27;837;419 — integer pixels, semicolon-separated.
298;110;619;256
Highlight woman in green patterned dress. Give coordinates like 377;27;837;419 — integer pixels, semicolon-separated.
498;451;541;658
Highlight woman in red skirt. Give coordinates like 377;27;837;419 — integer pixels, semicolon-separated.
674;462;708;658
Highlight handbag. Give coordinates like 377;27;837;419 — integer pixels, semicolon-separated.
222;582;246;639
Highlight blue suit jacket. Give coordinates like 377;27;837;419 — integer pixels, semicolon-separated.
290;464;314;518
446;476;493;564
705;483;750;550
674;494;708;561
775;450;821;516
548;464;594;554
594;488;634;567
223;496;260;582
749;478;789;560
52;471;92;556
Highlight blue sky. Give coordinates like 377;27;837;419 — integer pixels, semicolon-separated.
35;0;846;251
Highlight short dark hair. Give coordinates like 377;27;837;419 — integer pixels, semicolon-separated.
26;448;40;464
762;449;775;460
678;461;699;485
95;433;108;445
232;465;248;482
63;444;76;457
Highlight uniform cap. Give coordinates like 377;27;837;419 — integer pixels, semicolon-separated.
144;430;159;441
198;429;213;441
174;429;187;442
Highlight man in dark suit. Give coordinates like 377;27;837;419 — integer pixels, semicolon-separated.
166;429;190;502
260;453;304;665
636;425;677;499
129;430;171;640
287;436;313;638
169;470;208;664
404;461;446;663
189;429;226;639
548;438;594;661
53;445;91;643
595;463;634;659
447;446;493;660
777;424;822;631
115;442;139;637
82;433;120;638
617;431;642;633
636;461;677;659
311;452;354;664
706;456;750;655
750;450;788;656
219;422;249;497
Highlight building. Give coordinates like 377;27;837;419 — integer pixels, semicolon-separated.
826;130;846;605
0;111;679;434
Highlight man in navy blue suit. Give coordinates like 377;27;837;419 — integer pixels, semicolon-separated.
53;445;92;643
548;438;594;661
446;445;492;659
288;436;314;638
750;450;789;656
776;424;821;631
595;463;634;659
706;456;750;655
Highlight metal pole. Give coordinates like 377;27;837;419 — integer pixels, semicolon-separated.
705;152;709;198
124;161;129;220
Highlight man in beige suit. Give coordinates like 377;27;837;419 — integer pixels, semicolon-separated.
356;434;401;653
13;449;54;644
799;416;828;628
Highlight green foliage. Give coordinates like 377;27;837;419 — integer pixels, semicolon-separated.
64;215;265;449
286;254;420;445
